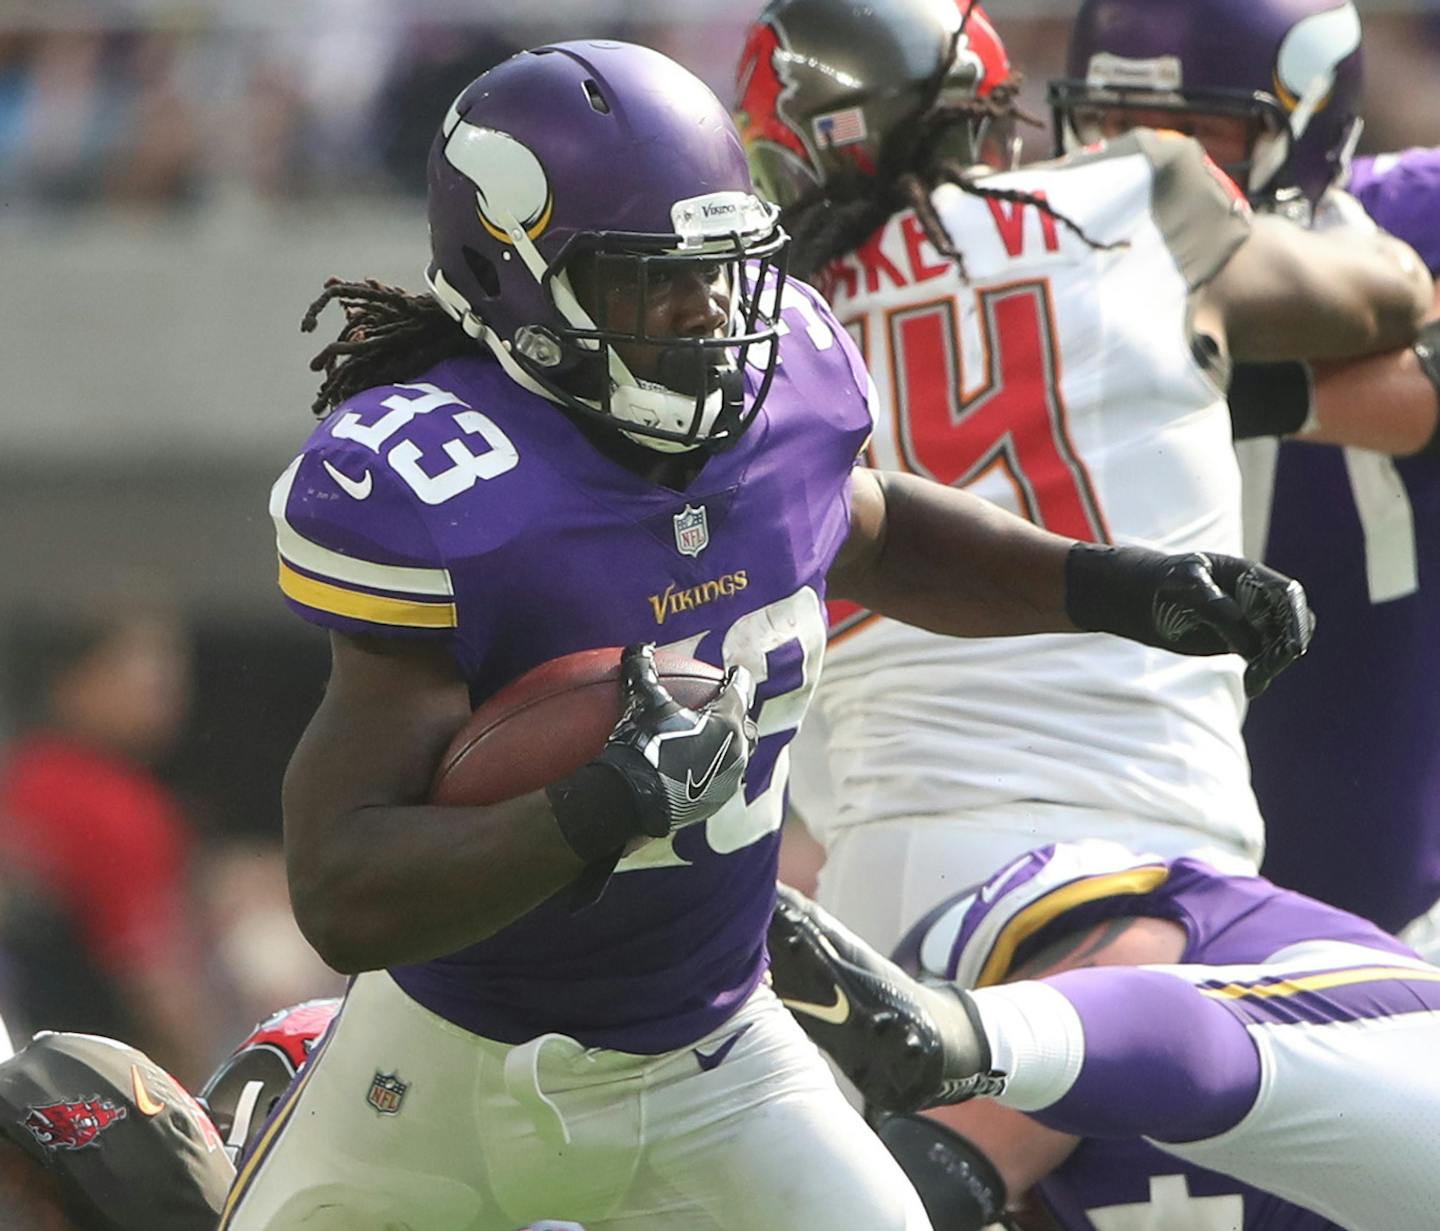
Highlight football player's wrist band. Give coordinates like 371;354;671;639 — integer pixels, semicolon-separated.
1064;541;1167;648
1227;360;1313;439
1412;319;1440;456
548;745;676;864
547;763;643;864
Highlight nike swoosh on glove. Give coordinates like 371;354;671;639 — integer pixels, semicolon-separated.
593;643;757;838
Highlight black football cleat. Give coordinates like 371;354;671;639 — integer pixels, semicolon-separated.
769;883;1005;1114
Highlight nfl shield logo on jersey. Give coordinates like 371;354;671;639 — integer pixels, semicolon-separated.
673;505;709;557
366;1071;408;1115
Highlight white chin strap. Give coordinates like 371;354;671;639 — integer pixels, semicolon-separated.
223;1079;266;1165
611;378;726;454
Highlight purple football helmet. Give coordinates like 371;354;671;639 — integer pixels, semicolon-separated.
426;41;788;454
1051;0;1364;213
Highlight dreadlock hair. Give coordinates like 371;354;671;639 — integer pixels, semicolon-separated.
783;77;1126;285
300;278;477;416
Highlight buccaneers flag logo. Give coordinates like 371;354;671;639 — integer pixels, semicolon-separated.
734;22;811;165
23;1098;127;1151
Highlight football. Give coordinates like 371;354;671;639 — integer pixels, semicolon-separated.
429;646;725;806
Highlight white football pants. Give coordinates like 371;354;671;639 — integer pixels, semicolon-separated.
220;971;930;1231
816;807;1259;957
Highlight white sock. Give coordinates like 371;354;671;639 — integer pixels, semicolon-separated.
970;981;1086;1113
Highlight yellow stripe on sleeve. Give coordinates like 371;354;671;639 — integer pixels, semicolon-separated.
1199;965;1440;1002
976;866;1171;988
278;559;457;629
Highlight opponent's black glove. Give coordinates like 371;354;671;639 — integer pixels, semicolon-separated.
548;644;757;864
1065;543;1315;698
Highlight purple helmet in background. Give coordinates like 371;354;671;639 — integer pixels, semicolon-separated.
426;41;788;454
1051;0;1364;212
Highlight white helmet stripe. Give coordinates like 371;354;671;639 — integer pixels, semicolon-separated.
1275;2;1361;109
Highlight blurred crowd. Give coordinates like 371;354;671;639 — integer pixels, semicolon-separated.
0;16;511;212
3;6;1440;216
0;8;757;215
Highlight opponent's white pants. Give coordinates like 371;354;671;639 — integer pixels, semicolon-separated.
220;973;931;1231
816;807;1258;957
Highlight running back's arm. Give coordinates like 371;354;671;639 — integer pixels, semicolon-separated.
283;632;585;972
829;468;1073;637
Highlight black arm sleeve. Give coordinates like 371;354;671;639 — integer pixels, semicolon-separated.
1228;360;1314;439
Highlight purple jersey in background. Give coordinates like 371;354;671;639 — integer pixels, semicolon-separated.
1349;149;1440;273
271;280;872;1054
1245;147;1440;933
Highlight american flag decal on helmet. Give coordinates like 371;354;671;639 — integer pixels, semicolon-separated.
813;108;868;149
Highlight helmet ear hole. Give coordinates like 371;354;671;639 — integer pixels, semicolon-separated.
462;247;502;299
583;79;611;115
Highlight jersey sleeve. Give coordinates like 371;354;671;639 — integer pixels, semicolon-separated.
787;276;878;457
270;444;458;641
1347;147;1440;276
894;841;1174;991
1134;128;1253;291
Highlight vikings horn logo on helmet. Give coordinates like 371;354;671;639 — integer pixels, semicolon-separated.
1273;2;1362;112
440;110;555;246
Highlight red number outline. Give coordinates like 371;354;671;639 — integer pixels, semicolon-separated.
830;279;1108;646
887;278;1107;540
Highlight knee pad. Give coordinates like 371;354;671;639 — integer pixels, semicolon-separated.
877;1113;1008;1231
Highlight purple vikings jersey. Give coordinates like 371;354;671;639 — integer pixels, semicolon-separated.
1246;148;1440;933
270;281;871;1053
898;841;1425;1230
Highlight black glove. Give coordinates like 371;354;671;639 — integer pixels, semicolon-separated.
547;644;757;864
1065;543;1315;698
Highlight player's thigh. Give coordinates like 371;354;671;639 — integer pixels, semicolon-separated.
221;973;493;1231
637;989;931;1231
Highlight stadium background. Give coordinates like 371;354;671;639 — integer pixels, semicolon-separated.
1;0;1437;1075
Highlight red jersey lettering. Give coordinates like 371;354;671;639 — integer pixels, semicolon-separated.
986;195;1061;258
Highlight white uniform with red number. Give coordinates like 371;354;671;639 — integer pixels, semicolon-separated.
794;131;1264;954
